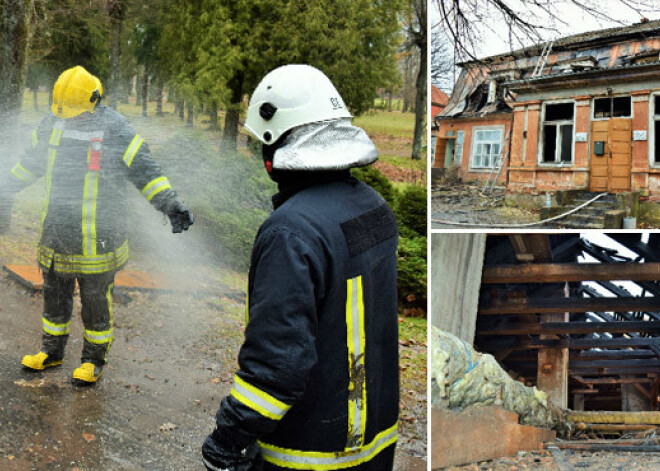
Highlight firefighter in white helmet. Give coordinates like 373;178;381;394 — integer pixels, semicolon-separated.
202;65;399;471
0;66;193;385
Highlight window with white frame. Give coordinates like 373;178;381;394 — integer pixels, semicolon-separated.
470;127;502;169
454;131;464;165
653;96;660;164
541;102;574;164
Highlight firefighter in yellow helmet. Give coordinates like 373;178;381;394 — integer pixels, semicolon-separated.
0;66;193;385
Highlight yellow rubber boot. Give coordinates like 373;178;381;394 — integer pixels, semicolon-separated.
22;351;63;371
72;362;103;385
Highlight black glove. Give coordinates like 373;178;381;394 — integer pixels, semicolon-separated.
0;197;13;234
167;200;193;233
202;428;261;471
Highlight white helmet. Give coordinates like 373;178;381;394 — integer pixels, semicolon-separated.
245;64;352;144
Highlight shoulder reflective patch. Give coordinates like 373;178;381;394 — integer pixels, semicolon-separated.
11;163;36;183
62;130;105;141
122;134;144;168
141;176;172;202
259;422;398;470
340;203;397;257
230;375;292;421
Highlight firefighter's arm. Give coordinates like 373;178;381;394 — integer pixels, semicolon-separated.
1;119;51;232
206;227;323;454
117;123;193;232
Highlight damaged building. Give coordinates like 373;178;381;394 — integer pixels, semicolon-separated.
431;233;660;468
434;19;660;197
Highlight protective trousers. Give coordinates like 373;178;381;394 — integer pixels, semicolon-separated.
41;266;115;366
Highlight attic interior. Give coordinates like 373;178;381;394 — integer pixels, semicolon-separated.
476;233;660;413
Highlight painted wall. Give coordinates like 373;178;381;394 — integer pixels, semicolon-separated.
436;115;512;184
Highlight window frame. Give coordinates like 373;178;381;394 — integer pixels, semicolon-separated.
539;100;576;166
591;95;633;121
469;125;505;171
649;92;660;168
454;130;465;166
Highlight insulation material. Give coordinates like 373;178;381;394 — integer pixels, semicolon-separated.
431;326;560;428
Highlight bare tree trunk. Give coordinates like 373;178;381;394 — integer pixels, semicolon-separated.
411;42;426;160
186;102;193;127
411;0;426;160
388;90;393;112
155;78;164;116
141;66;149;117
221;71;244;153
108;0;123;109
0;0;34;170
136;69;142;106
33;88;38;111
208;101;218;129
177;98;184;120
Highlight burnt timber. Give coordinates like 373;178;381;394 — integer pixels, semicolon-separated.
476;234;660;412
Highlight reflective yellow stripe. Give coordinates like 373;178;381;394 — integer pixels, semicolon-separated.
230;375;292;421
82;172;99;256
346;276;367;449
39;148;57;241
84;328;114;345
141;176;172;202
38;240;129;275
42;317;71;336
104;283;114;361
122;134;143;167
10;163;36;183
259;423;398;470
49;127;63;146
30;129;38;149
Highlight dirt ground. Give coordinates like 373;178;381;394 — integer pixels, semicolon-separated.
431;183;540;229
0;207;426;470
445;449;660;470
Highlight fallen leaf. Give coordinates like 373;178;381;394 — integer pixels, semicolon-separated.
82;433;95;443
145;375;155;380
210;377;222;384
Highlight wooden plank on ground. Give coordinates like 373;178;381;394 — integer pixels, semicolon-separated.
567;411;660;425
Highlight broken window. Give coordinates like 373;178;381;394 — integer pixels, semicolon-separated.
593;96;632;119
541;102;574;164
470;127;502;169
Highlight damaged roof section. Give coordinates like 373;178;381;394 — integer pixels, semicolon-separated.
437;19;660;120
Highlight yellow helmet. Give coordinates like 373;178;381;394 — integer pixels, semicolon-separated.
52;66;103;118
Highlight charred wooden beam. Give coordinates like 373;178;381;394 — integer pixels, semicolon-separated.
480;321;660;336
476;337;660;351
482;262;660;284
480;297;660;315
572;377;653;385
575;350;655;360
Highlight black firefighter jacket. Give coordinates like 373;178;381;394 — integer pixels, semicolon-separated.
216;175;400;470
3;105;177;275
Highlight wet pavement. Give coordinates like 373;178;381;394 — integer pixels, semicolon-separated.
0;248;426;470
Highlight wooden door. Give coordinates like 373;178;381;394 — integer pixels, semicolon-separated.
608;118;632;193
590;120;609;192
589;118;632;192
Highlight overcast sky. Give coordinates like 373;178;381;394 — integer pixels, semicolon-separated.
431;0;660;59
